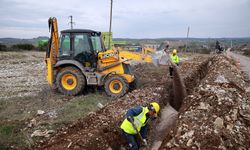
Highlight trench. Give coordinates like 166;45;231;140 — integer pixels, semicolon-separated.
151;57;212;149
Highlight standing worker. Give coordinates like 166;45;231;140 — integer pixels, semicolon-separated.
120;102;160;150
169;49;180;77
158;45;170;66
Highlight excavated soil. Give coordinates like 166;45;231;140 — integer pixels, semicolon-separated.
34;55;211;150
161;55;250;149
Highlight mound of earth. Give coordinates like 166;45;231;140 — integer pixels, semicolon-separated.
161;55;250;149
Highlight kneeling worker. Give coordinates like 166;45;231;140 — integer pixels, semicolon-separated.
120;102;160;150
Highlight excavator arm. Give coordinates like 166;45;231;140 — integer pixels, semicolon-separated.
45;17;59;86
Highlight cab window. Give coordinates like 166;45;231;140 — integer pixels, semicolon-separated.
90;35;103;52
74;34;91;56
59;34;70;56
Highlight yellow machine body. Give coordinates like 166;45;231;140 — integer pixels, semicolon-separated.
115;46;155;63
45;17;135;97
45;17;59;86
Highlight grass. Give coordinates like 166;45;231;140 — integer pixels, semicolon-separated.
0;88;112;149
55;93;112;124
0;123;26;149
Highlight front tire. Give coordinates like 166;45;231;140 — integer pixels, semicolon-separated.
104;75;129;98
129;75;138;91
56;66;85;96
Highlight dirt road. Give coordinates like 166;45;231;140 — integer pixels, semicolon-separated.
227;51;250;79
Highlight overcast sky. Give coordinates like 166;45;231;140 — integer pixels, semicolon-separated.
0;0;249;38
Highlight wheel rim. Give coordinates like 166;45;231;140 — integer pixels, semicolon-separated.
61;73;77;90
109;79;123;94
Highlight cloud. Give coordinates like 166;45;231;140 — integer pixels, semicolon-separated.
0;0;249;38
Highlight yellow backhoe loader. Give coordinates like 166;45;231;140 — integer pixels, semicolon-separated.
117;46;155;63
45;17;135;98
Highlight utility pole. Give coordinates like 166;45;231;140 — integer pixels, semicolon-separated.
68;16;75;29
184;26;190;53
108;0;113;49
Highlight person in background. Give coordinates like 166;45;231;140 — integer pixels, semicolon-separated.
158;45;170;66
215;40;223;53
169;49;180;77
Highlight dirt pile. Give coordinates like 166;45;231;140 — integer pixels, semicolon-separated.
162;55;250;149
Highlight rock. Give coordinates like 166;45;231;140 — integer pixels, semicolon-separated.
31;129;54;138
231;109;238;121
67;142;72;148
214;117;224;128
97;103;104;109
226;124;234;131
198;102;210;110
181;130;194;139
214;75;229;83
245;86;250;92
107;147;112;150
225;116;231;121
187;138;193;147
176;127;182;137
28;118;37;128
47;110;57;118
37;110;45;115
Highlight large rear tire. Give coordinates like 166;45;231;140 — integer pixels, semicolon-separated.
56;66;85;96
104;75;129;98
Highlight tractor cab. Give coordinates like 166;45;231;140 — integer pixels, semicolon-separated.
59;29;105;68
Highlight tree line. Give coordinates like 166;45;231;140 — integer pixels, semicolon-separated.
0;42;48;51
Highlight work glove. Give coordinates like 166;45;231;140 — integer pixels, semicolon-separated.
127;116;134;123
142;139;148;146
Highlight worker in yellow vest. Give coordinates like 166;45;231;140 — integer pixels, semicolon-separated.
169;49;180;77
120;102;160;150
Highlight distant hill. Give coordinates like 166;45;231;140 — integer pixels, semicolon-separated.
0;36;249;46
0;36;49;46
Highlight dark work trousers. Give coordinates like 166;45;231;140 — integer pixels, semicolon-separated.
169;66;174;77
122;131;140;150
169;63;179;77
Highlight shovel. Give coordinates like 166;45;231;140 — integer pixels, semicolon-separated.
130;121;149;149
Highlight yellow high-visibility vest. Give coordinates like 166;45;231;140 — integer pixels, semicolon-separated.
170;54;180;64
120;107;149;134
